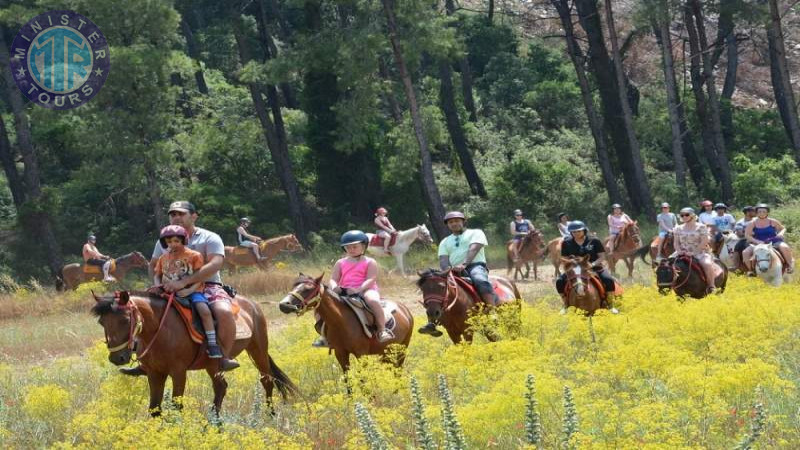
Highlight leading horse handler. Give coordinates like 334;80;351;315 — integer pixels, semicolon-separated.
120;201;239;376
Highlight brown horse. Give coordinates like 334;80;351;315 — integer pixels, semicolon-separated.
655;255;728;299
506;230;546;281
417;269;520;344
606;221;643;278
544;237;564;278
92;291;295;417
560;256;609;315
60;252;149;290
278;274;414;373
223;234;303;273
643;233;675;268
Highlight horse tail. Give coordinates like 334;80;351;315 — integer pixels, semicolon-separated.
55;267;65;292
634;243;651;265
268;355;298;400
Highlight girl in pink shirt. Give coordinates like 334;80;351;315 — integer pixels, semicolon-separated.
330;230;393;343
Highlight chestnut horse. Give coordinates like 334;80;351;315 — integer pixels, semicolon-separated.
642;233;675;268
278;274;414;373
417;269;520;344
506;230;546;281
60;251;149;290
655;255;728;299
92;291;295;417
223;234;303;273
606;222;642;278
544;238;564;278
560;256;606;315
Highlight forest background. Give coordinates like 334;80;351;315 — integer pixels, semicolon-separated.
1;0;800;285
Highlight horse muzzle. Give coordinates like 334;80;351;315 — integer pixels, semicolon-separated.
278;298;299;314
109;349;132;366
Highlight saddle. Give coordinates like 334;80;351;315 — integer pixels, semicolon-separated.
172;295;251;344
83;260;116;274
369;233;397;248
233;246;254;256
332;294;398;339
452;275;516;306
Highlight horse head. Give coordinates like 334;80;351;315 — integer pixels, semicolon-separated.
131;251;149;268
91;290;136;366
655;259;675;294
279;273;323;314
416;224;433;244
416;268;451;323
561;256;590;296
753;244;775;274
625;221;642;247
285;234;304;252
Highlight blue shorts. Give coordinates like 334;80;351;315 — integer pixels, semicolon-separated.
184;292;208;304
658;231;669;238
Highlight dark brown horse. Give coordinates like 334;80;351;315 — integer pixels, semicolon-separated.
61;252;149;290
560;256;606;315
606;221;643;278
92;291;295;417
278;274;414;373
417;269;520;344
655;255;728;299
223;234;303;273
506;230;546;281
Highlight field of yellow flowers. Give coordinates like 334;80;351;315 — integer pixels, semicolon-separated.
1;271;799;448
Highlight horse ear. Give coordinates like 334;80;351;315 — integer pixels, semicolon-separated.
118;291;130;305
91;290;100;302
315;273;325;283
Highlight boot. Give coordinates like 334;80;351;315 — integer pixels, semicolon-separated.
311;336;328;348
119;365;146;377
207;344;223;359
418;323;442;337
220;358;240;371
378;329;394;343
606;295;620;314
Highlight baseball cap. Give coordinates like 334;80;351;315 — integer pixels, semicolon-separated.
168;201;196;214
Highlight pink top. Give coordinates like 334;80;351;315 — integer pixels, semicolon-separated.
607;214;632;234
337;256;379;291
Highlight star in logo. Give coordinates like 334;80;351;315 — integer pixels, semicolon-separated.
16;67;26;78
93;67;103;77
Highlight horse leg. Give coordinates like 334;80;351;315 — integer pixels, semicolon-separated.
246;340;276;413
524;262;530;280
170;371;187;411
206;368;228;419
147;372;168;417
396;253;405;277
334;350;352;393
626;257;634;278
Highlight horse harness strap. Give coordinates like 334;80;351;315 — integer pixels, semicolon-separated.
421;271;461;311
671;255;706;290
109;293;175;359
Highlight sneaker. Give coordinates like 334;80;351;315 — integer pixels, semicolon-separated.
103;276;116;282
207;344;223;359
311;337;328;348
220;358;240;371
705;286;716;295
418;323;442;337
559;308;567;315
378;329;394;343
610;307;620;314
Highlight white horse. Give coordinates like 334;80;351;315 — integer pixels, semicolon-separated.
717;232;738;269
366;224;433;276
751;243;787;287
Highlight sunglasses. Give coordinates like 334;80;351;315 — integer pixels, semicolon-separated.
454;235;460;247
680;214;691;217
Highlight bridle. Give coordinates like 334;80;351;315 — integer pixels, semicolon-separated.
754;246;775;272
562;262;589;297
286;279;323;315
421;270;460;311
417;226;432;243
104;292;174;360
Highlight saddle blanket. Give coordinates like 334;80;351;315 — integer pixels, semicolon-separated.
455;275;517;306
83;260;116;274
369;233;397;248
337;295;398;339
233;246;254;256
173;296;251;344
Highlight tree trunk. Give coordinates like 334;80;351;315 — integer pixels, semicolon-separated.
231;9;311;245
488;0;495;24
0;113;26;206
381;0;448;239
653;18;687;195
445;0;479;122
0;26;63;283
766;0;800;160
574;0;653;217
180;18;209;95
551;0;622;204
144;160;166;232
603;0;653;217
438;60;487;198
719;31;738;151
378;58;404;123
689;0;733;201
258;0;299;109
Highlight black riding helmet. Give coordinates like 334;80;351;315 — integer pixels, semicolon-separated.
567;220;588;233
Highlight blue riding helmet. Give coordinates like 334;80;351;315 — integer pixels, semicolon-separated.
567;221;587;233
340;230;369;247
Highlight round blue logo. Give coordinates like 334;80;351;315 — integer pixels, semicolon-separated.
9;10;110;110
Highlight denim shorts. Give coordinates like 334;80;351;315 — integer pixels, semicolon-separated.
658;231;669;238
466;263;493;295
186;292;208;304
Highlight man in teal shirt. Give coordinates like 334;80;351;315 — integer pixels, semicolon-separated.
420;211;497;335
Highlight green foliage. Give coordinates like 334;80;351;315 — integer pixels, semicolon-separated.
409;376;436;450
525;374;543;446
732;154;800;206
561;386;579;450
355;402;389;450
438;374;467;450
735;391;767;450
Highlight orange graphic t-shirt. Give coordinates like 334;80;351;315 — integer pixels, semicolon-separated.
154;246;205;298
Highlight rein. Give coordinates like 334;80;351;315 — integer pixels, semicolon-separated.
671;255;701;290
106;293;175;360
421;271;461;311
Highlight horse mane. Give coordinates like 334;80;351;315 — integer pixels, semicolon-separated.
90;291;160;317
416;268;448;287
265;234;294;244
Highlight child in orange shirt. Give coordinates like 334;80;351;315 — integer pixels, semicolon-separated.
154;225;222;358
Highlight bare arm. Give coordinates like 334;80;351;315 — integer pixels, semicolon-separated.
439;255;451;271
163;254;224;292
462;243;483;266
745;222;759;244
237;226;260;241
329;260;342;292
148;257;158;280
773;219;785;236
357;259;379;294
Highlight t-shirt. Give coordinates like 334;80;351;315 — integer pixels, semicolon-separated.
561;237;605;265
712;213;736;232
437;229;488;266
154;247;204;298
734;218;753;235
657;213;677;233
152;226;225;284
675;223;709;254
698;212;715;226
